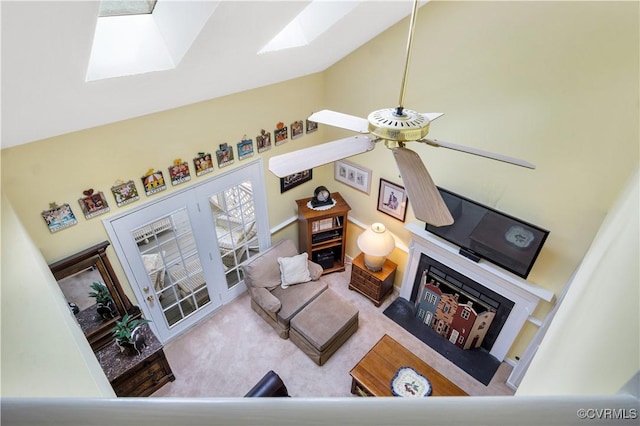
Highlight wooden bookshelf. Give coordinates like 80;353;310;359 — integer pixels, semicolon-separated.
296;192;351;274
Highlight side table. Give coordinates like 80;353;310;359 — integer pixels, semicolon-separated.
349;253;397;307
94;323;174;397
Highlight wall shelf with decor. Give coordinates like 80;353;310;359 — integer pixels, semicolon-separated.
296;192;351;275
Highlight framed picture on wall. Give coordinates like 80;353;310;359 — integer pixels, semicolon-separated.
377;178;408;222
193;152;214;176
334;159;372;194
237;136;254;160
111;180;140;207
141;169;167;196
42;202;78;233
168;160;191;186
78;189;110;219
274;122;288;145
306;119;318;134
280;169;313;193
216;143;234;168
291;120;304;139
256;129;272;153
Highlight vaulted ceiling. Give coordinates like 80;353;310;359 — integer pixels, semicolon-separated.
1;1;420;149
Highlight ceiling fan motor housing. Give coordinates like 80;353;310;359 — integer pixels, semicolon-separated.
368;108;431;142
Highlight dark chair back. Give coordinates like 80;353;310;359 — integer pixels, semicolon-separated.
244;370;290;397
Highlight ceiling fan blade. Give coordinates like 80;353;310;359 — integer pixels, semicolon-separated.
423;138;536;169
308;110;370;134
392;147;454;226
268;136;375;178
421;112;444;122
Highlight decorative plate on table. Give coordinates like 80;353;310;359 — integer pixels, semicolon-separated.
390;366;432;397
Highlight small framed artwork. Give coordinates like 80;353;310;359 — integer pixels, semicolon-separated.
237;135;254;160
306;119;318;134
193;152;214;176
141;169;167;196
280;169;313;193
274;122;288;145
168;159;191;186
216;143;234;168
334;159;372;194
256;129;272;153
78;189;110;219
377;178;408;222
111;180;139;207
42;202;77;233
291;120;304;139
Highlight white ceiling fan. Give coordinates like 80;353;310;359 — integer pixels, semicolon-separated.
268;0;535;227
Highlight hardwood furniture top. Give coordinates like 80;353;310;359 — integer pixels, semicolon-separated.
352;252;397;281
350;253;397;307
350;334;468;397
295;192;351;220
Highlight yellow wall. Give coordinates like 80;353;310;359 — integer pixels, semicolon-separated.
1;73;329;262
1;195;114;397
1;74;332;302
517;169;639;395
0;1;638;395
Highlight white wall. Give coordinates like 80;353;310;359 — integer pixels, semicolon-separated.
517;169;639;395
0;194;114;397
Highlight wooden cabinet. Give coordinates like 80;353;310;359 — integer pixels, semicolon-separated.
349;253;397;307
296;192;351;274
94;324;175;397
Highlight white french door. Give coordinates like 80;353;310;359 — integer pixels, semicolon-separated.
104;161;269;342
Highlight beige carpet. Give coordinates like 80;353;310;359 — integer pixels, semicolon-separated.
151;261;516;398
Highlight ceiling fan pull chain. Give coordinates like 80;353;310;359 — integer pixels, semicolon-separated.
396;0;420;116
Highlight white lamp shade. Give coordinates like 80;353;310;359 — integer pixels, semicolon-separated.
357;223;395;271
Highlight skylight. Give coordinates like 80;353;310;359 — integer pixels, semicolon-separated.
86;1;218;81
99;0;157;18
258;0;363;54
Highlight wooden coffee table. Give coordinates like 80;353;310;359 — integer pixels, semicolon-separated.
350;334;468;397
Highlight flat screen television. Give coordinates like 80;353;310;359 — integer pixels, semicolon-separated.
426;187;549;279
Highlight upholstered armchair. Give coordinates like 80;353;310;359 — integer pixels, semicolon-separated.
241;239;328;339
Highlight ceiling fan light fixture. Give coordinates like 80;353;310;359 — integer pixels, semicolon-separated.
367;108;431;142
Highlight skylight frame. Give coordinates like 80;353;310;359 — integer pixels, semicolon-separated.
258;0;363;54
98;0;157;18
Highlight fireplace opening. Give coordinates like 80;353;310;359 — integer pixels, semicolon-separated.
410;254;515;353
384;254;515;386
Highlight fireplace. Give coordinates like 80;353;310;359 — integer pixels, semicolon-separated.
410;253;514;354
384;223;554;385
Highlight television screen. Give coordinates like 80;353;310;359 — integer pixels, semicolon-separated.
426;187;549;279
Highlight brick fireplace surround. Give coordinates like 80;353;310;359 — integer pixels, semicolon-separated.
400;223;555;384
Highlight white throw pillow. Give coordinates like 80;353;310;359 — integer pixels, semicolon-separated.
278;253;312;289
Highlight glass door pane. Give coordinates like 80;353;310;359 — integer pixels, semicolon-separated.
209;181;258;289
134;208;211;328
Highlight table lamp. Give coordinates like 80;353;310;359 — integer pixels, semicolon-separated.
357;223;395;272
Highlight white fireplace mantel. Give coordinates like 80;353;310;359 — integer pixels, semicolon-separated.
401;223;555;362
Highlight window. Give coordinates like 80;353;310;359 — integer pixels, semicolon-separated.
99;0;157;17
258;0;362;53
87;1;216;81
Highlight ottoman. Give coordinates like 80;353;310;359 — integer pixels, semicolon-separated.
290;289;359;366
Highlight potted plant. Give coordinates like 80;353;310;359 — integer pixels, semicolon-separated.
88;281;116;319
113;314;151;355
